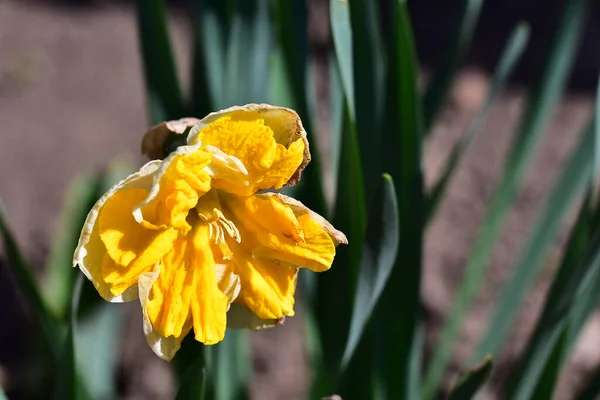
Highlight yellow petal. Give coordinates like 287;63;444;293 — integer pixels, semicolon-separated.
98;187;179;295
146;237;196;339
188;104;309;195
224;193;340;272
228;239;297;320
138;264;189;360
190;224;230;344
134;142;212;232
73;160;162;302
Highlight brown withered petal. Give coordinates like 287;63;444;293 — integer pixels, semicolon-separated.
141;117;201;160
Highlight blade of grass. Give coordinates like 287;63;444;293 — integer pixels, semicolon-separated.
53;274;84;400
502;191;593;399
137;0;186;123
474;119;596;361
448;355;493;400
224;0;271;106
330;0;355;119
529;323;569;400
423;0;588;395
340;174;399;373
316;102;366;373
174;337;210;400
213;330;251;400
192;0;231;111
378;1;424;398
43;173;103;319
427;23;530;220
348;0;385;194
422;0;484;132
0;198;62;361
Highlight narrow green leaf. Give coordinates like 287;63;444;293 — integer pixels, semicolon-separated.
137;0;186;123
192;0;230;111
348;0;385;193
529;323;569;400
423;0;484;131
53;274;84;400
223;0;271;106
174;338;208;400
475;120;596;360
0;386;6;400
427;23;530;220
75;302;124;400
213;330;251;400
176;359;207;400
504;193;593;399
448;355;493;400
340;174;399;372
423;0;588;395
378;2;424;399
0;198;62;361
316;103;366;373
330;0;355;118
43;173;102;319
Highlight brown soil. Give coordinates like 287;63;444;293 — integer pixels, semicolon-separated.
0;1;597;399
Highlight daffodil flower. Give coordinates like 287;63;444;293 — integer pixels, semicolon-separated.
73;104;347;360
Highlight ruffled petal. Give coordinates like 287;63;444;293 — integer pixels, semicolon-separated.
227;238;298;320
224;193;345;273
99;188;179;278
133;142;212;232
73;161;162;303
189;224;231;344
187;104;309;196
139;264;189;361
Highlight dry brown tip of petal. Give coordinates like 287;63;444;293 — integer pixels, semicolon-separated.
141;117;201;160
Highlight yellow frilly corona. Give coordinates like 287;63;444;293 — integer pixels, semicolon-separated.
73;104;347;360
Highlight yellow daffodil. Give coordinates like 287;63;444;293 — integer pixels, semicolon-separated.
73;104;347;360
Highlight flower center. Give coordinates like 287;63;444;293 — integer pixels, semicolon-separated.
195;190;241;245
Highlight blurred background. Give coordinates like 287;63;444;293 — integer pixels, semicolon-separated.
1;0;599;399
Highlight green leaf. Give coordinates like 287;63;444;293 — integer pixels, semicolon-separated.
423;0;588;395
316;102;366;373
0;198;62;361
427;23;530;220
213;330;251;400
75;300;124;400
529;323;569;400
330;0;355;118
504;192;593;399
137;0;186;123
223;0;271;106
53;274;84;400
448;355;493;400
0;386;6;400
176;357;207;400
340;174;399;372
191;0;230;112
348;0;385;193
378;2;424;399
174;338;208;400
475;119;596;361
422;0;484;131
43;173;103;319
